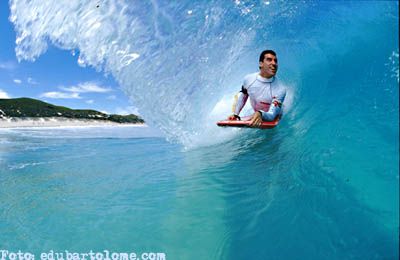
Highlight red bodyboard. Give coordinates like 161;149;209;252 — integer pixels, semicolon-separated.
217;116;280;129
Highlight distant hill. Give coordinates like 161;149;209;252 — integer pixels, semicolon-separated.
0;97;144;124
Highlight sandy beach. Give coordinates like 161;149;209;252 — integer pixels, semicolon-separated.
0;117;145;128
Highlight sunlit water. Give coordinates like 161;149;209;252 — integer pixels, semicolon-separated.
1;1;398;259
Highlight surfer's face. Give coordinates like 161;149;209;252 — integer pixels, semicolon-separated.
259;53;278;78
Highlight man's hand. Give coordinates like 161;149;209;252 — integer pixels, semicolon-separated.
228;114;240;121
249;111;263;127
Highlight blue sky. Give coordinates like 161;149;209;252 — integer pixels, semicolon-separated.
0;1;136;115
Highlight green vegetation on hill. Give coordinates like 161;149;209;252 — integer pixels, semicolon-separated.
0;97;144;124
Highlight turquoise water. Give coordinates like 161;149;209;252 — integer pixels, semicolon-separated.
0;123;398;259
2;1;399;259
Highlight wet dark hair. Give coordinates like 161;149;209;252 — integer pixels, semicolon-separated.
259;50;277;69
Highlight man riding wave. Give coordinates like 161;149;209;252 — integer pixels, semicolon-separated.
228;50;286;127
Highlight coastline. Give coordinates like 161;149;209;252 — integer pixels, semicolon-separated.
0;117;146;128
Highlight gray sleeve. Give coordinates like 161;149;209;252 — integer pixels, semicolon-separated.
275;88;286;104
259;105;281;121
233;86;248;116
259;88;286;121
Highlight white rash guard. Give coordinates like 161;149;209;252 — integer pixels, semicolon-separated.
233;72;286;121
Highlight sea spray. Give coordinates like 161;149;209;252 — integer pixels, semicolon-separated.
9;0;309;146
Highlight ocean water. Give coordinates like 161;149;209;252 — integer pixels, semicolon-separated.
2;1;399;259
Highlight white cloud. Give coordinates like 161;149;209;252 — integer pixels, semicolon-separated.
13;79;22;84
40;92;81;99
106;95;117;100
27;77;38;85
60;82;112;93
86;99;94;104
0;89;11;99
0;61;17;70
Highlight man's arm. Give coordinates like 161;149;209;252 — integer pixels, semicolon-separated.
228;86;248;120
251;91;286;124
249;98;281;126
258;98;282;121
